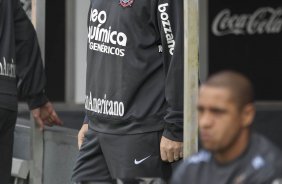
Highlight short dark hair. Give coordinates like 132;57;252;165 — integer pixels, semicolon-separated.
204;71;254;108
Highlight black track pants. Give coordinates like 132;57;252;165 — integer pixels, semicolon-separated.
72;129;175;183
0;108;17;184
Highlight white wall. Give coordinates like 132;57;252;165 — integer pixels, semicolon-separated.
66;0;89;104
74;0;89;103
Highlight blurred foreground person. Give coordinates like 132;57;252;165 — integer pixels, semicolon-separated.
172;71;282;184
72;0;184;183
0;0;62;183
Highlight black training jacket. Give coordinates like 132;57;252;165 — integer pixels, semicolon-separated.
84;0;184;141
0;0;48;111
172;133;282;184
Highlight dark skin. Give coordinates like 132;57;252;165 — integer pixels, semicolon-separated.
31;101;63;131
198;85;255;163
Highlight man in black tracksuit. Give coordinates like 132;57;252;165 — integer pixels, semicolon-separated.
72;0;184;182
0;0;62;183
171;71;282;184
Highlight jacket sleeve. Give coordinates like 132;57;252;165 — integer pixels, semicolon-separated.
13;0;48;110
157;0;184;142
83;114;89;124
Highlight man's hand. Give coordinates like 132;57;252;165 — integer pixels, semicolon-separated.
31;101;63;131
78;124;88;149
160;136;183;162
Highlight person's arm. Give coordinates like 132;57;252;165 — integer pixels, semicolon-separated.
13;0;62;129
157;0;184;162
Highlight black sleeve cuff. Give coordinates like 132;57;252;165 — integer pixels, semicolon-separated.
83;115;89;124
27;92;49;110
162;123;183;142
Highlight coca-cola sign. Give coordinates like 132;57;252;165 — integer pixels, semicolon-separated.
212;7;282;36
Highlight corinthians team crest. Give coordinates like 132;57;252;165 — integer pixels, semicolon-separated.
119;0;134;7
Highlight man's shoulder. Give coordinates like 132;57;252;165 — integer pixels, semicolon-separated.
185;150;211;164
252;133;282;165
174;150;211;174
171;150;212;183
247;133;282;182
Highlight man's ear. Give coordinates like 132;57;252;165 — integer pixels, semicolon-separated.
242;104;255;128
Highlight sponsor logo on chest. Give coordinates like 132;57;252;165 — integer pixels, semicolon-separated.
88;8;128;57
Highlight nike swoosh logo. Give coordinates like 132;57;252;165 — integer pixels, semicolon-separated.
134;155;151;165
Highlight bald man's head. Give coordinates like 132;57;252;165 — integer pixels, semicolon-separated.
203;71;254;109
